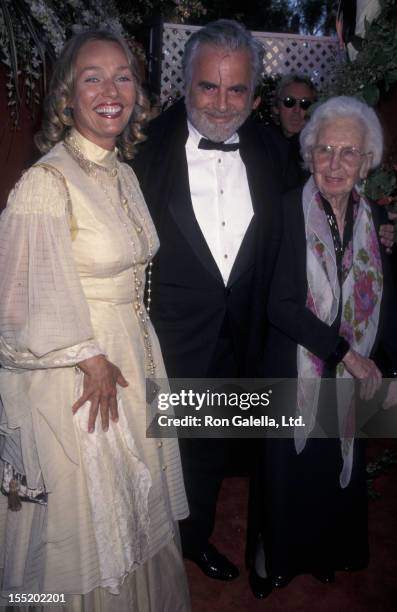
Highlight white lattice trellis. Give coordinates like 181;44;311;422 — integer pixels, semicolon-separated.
159;22;344;104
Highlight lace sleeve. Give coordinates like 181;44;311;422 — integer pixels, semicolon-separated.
0;164;102;369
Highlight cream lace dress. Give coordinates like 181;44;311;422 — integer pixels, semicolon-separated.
0;129;190;611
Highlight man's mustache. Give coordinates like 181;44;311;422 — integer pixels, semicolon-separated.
204;110;241;119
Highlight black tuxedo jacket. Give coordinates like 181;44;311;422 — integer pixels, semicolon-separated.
132;99;284;378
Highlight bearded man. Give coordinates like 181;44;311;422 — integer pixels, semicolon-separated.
131;19;284;581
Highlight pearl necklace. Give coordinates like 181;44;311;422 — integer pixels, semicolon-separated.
64;135;156;376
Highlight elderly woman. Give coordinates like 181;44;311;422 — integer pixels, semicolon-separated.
0;30;190;610
249;96;397;598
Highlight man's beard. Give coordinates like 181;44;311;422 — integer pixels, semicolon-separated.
185;98;251;142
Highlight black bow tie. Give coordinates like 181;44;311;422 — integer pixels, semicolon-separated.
198;138;239;152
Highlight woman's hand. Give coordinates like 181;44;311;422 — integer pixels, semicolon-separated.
342;349;382;400
72;355;128;432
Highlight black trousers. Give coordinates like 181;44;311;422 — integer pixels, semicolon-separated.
178;316;252;554
178;437;252;554
178;438;230;553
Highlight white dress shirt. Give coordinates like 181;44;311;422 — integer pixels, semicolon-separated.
185;121;254;285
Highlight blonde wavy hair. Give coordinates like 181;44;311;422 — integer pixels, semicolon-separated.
35;30;148;160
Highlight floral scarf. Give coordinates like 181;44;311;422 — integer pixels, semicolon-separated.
297;177;383;487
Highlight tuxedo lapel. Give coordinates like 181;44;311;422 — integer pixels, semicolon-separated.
239;119;277;224
227;217;256;287
168;153;224;283
225;119;279;287
241;120;283;273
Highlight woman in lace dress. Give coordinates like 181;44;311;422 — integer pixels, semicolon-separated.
0;30;190;611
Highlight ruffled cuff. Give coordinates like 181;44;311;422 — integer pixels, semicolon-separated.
0;336;103;370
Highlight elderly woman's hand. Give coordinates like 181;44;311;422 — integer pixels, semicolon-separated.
342;349;382;400
72;355;129;432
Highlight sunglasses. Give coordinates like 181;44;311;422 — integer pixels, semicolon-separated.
280;96;312;111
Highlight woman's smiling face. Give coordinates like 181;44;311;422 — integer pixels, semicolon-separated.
311;117;371;202
71;39;136;150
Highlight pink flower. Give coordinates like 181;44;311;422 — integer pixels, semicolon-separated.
354;271;377;323
314;241;325;257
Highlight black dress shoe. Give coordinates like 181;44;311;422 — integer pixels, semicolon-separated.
249;568;273;599
272;574;292;588
184;544;239;581
311;570;336;584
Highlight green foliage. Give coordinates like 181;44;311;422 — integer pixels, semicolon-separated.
0;0;127;124
0;0;206;125
367;448;397;499
328;0;397;224
252;74;281;125
365;168;397;202
128;0;336;35
115;0;206;28
194;0;295;32
330;0;397;105
290;0;336;36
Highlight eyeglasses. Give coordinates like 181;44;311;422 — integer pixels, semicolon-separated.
312;144;369;167
280;96;312;111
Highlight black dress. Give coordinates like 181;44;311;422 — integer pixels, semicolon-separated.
250;187;397;578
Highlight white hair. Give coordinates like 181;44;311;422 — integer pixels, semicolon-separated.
300;96;384;169
182;19;264;96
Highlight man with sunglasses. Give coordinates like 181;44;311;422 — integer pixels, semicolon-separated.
274;74;316;138
264;74;317;190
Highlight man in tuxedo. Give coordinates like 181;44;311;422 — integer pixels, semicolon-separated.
131;19;284;581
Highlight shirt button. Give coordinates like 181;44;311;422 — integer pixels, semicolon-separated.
162;465;167;471
218;159;221;163
157;441;163;448
221;221;226;226
224;254;228;259
220;189;224;194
